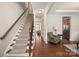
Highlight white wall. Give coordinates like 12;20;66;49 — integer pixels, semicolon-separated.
0;2;27;56
0;2;24;38
46;13;79;41
43;13;48;44
46;13;62;34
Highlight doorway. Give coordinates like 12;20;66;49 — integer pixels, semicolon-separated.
62;16;70;40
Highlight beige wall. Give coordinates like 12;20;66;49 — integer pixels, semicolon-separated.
0;2;27;56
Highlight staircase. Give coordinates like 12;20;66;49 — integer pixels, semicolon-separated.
3;14;35;57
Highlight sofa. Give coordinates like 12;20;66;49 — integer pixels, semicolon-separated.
47;32;61;44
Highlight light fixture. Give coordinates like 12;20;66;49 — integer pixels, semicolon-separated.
38;10;42;14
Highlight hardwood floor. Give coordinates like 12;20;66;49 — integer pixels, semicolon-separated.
32;36;79;57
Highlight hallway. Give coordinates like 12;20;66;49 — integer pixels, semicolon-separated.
0;2;79;57
32;36;79;57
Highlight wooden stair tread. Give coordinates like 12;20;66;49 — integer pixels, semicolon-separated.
6;53;29;57
14;43;27;46
16;40;27;43
8;47;27;53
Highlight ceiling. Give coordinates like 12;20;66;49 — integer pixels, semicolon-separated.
31;2;53;17
30;2;79;14
31;2;49;17
55;2;79;10
49;2;79;14
31;2;48;10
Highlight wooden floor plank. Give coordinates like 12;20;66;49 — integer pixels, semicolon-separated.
32;36;79;57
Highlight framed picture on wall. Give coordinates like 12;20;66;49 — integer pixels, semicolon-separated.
62;16;71;40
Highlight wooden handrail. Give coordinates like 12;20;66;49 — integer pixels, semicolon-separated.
28;14;34;56
0;9;27;39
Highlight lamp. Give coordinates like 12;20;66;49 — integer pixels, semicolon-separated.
52;26;57;35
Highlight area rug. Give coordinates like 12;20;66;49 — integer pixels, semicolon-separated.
64;44;79;55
